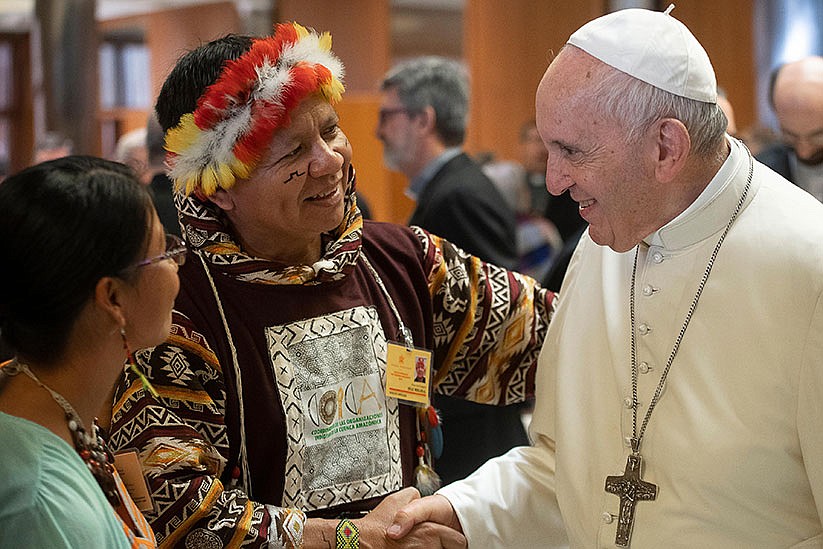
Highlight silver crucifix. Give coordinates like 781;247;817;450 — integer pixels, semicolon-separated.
604;453;658;546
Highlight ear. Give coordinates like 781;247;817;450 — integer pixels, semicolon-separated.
208;187;236;212
94;276;127;329
654;118;691;183
415;105;437;134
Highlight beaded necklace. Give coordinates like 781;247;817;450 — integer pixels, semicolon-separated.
1;359;121;507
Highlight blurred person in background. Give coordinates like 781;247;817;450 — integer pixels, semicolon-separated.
145;114;182;236
34;131;72;163
758;56;823;202
716;86;738;136
114;127;151;185
377;55;532;487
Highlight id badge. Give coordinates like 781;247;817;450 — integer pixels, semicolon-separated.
113;449;154;513
385;342;432;406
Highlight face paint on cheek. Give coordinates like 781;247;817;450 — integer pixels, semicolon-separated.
283;169;306;184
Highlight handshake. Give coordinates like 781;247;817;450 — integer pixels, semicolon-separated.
326;488;466;549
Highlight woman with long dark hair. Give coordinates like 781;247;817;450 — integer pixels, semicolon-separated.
0;156;184;547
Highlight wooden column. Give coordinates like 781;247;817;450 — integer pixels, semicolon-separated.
672;1;756;131
464;0;603;163
464;0;757;161
141;3;242;105
36;0;99;155
276;0;390;94
8;33;34;172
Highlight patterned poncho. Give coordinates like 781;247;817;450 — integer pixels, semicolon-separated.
109;166;556;548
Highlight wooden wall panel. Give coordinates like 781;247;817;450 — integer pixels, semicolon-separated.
465;1;757;161
671;1;756;132
94;1;756;225
276;0;391;94
464;0;604;163
99;3;241;153
101;2;242;104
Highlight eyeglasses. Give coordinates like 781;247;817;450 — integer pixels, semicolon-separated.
132;234;187;269
378;107;415;124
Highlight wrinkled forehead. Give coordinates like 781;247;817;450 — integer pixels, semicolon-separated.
537;48;600;116
540;48;599;94
271;95;339;140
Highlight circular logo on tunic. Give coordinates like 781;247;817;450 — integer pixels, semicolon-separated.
185;528;222;549
319;389;337;425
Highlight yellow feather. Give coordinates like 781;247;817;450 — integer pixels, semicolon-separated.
318;32;332;52
230;156;254;180
200;165;218;197
216;162;236;190
164;113;201;154
183;175;199;196
293;22;309;39
322;79;345;104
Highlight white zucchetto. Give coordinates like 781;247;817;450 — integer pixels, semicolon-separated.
567;5;717;103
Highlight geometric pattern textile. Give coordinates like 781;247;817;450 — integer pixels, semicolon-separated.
109;165;557;548
268;306;401;512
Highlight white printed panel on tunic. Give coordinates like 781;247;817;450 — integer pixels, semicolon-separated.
266;306;401;511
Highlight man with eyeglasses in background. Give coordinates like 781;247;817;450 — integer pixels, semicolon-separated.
376;56;527;487
758;55;823;202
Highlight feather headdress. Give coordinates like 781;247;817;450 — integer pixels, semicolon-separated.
164;22;345;196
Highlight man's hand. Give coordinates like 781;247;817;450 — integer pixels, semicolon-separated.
384;494;466;548
355;489;466;549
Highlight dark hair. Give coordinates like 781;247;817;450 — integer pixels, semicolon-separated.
0;155;154;363
155;34;255;132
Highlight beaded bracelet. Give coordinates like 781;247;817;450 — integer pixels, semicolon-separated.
336;518;359;549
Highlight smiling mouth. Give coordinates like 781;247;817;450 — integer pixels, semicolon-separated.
308;187;339;201
578;199;595;211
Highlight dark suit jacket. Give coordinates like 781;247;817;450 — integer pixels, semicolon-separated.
409;153;518;270
756;143;794;182
408;152;527;484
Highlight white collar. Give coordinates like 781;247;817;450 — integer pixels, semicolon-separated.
645;136;755;250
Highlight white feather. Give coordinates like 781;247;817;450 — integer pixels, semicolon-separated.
168;27;346;186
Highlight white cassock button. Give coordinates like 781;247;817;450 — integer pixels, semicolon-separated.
638;362;651;374
652;251;664;263
623;396;634;409
638;323;651;335
602;512;615;524
624;436;633;447
642;285;656;296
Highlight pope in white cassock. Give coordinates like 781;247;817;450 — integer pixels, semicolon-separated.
387;6;823;549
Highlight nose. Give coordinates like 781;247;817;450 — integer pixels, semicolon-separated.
375;120;386;142
544;152;572;196
308;139;344;178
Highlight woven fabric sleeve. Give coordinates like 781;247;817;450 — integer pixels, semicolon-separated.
108;311;305;549
412;226;557;405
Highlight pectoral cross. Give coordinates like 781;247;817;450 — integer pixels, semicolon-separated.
605;453;657;547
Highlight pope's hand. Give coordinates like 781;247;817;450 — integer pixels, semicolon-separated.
384;494;466;548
